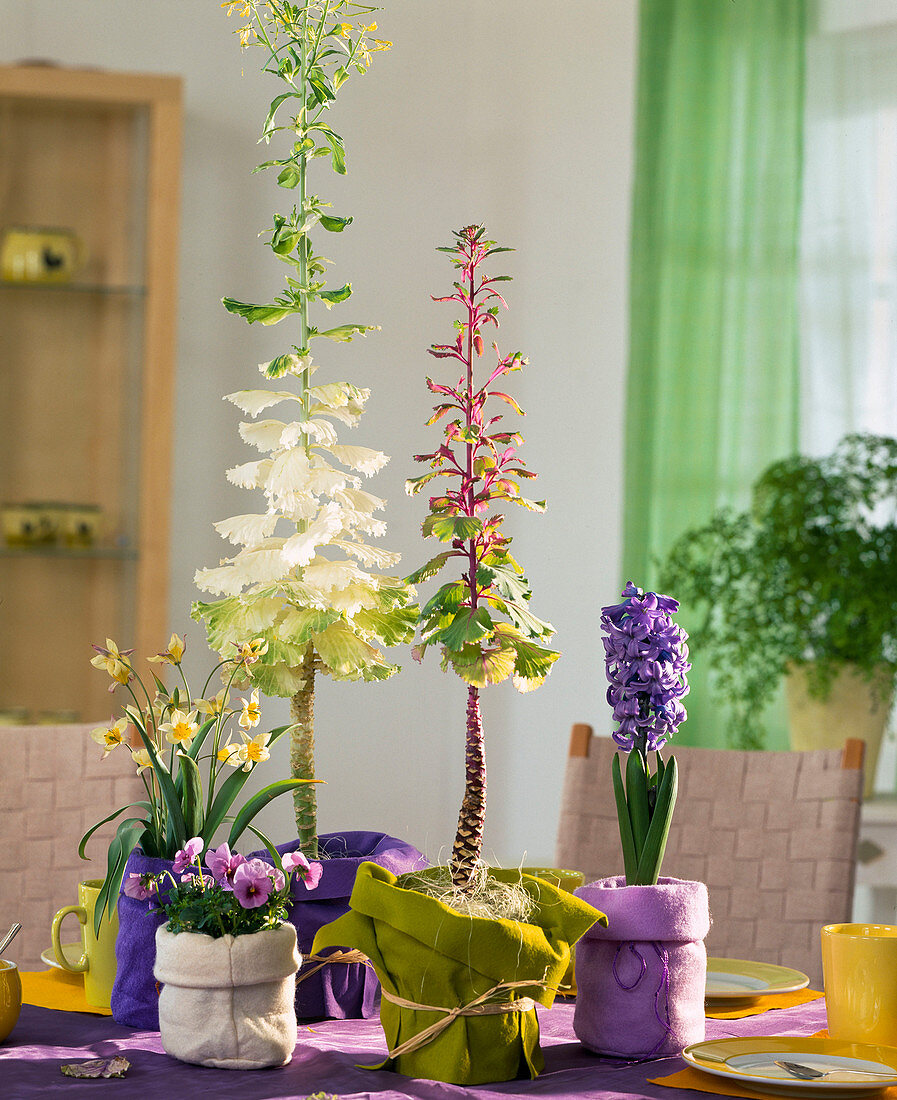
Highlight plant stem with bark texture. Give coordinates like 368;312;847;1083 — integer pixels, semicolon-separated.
290;643;318;858
451;684;486;886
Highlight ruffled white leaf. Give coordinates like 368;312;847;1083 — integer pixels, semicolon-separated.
239;419;289;453
307;459;357;495
194;564;245;597
334;487;385;513
323;444;390;476
310;402;362;428
281;502;345;567
213;512;279;546
228;539;291;586
327;582;380;616
302;557;367;592
308;382;370;410
258;354;316;377
333;539;402;568
277;494;320;524
280;418;338;447
227;459;272;489
265;448;312;497
225;390;298;417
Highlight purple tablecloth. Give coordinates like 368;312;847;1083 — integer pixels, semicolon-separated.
0;996;828;1099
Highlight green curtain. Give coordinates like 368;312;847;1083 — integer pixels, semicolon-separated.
623;0;807;748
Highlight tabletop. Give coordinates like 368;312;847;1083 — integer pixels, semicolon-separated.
0;995;829;1100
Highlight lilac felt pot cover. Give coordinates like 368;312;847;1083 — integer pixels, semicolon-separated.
573;875;710;1059
253;830;428;1020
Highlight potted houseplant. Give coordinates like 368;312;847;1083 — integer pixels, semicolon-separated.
82;633;317;1028
573;583;710;1060
314;226;603;1086
660;432;897;792
128;836;321;1068
193;1;425;1017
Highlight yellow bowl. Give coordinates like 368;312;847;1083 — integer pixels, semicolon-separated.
822;923;897;1045
0;960;22;1042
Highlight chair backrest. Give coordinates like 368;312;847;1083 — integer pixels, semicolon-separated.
0;723;144;970
556;724;865;987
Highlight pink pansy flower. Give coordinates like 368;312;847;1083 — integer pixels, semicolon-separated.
232;862;274;909
123;873;156;901
172;836;204;874
302;861;323;890
205;843;247;891
244;857;284;891
281;849;322;890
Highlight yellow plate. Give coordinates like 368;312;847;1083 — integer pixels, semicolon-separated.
684;1036;897;1097
706;957;810;1002
40;944;82;971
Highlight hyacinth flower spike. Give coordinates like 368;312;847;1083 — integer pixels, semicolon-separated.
601;582;691;885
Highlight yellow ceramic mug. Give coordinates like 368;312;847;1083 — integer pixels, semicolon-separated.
822;923;897;1045
0;225;86;283
51;880;118;1008
0;960;22;1042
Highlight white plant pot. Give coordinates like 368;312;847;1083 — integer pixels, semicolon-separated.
154;923;301;1069
785;663;894;798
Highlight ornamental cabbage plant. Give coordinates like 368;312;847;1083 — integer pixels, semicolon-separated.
601;583;690;885
194;1;416;857
407;226;560;891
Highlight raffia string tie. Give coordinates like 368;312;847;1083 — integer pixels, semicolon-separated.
296;948;370;985
380;977;545;1060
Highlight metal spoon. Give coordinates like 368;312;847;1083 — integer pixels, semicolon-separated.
0;923;21;957
775;1060;896;1081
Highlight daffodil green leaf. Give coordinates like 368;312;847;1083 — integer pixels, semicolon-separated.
177;752;204;838
227;778;322;847
318;283;352;306
319;213;353;232
222;298;297;326
439;607;494;651
421;514;483;542
94;817;149;936
78;803;152;862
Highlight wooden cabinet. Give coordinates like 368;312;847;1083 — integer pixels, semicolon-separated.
0;65;182;723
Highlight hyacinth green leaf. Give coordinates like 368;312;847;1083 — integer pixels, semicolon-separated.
405;471;439;495
222;297;297;326
446;643;517;687
406;551;457;584
314;620;383;676
635;756;678;885
315;323;375;342
177;752;204;838
318;283;352;306
612;753;639;884
352;606;418;647
227;778;322;847
626;749;650;861
277;606;340;644
439;606;494;651
78;802;151;862
420;580;468;619
422;514;483;543
319;214;353;233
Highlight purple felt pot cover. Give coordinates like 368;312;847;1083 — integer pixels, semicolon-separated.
110;849;175;1029
573;876;710;1059
252;830;428;1020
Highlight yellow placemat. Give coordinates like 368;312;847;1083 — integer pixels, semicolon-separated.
706;988;824;1019
20;968;112;1016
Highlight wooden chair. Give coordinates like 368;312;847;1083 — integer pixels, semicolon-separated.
555;724;865;987
0;724;144;970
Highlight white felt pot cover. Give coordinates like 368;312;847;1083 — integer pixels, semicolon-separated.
154;923;301;1069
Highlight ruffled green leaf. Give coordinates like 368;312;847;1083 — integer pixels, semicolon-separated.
352;605;418;646
439;606;494;650
314;620;383;676
445;643;517;687
318;283;353;306
405;471;439;495
421;514;483;542
319;213;353;232
191;596;282;652
277;606;340;643
222;298;297;326
314;322;376;342
406;551;458;584
420;580;468;620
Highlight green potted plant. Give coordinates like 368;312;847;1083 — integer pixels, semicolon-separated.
193;0;425;1018
572;583;710;1060
660;432;897;791
82;632;316;1028
314;226;603;1086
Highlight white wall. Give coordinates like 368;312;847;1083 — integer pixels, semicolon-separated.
1;1;636;866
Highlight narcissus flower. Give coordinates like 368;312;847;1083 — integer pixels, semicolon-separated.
147;633;186;666
90;639;134;690
233;638;268;666
90;718;129;759
194;688;229;718
130;747;153;775
239;688;261;730
160;709;199;749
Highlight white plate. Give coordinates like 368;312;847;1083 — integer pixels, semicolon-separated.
706;956;811;1001
41;943;83;970
684;1036;897;1097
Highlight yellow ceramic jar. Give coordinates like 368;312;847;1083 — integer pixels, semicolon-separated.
822;923;897;1045
0;960;22;1042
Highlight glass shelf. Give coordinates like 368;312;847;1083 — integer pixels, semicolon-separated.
0;545;138;560
0;279;146;297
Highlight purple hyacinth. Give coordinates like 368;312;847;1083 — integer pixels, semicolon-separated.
601;581;690;752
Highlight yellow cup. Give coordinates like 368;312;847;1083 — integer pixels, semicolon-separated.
822;923;897;1045
51;880;118;1009
0;960;22;1042
0;226;86;283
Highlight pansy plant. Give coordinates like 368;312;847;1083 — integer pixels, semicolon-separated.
600;583;691;885
407;226;559;890
193;1;416;857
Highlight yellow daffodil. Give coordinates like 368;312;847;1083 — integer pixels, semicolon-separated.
131;747;153;775
218;742;246;768
160;709;199;749
239;688;261;730
147;633;186;666
90;639;134;689
90;718;129;759
194;688;229;718
234;638;268;666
